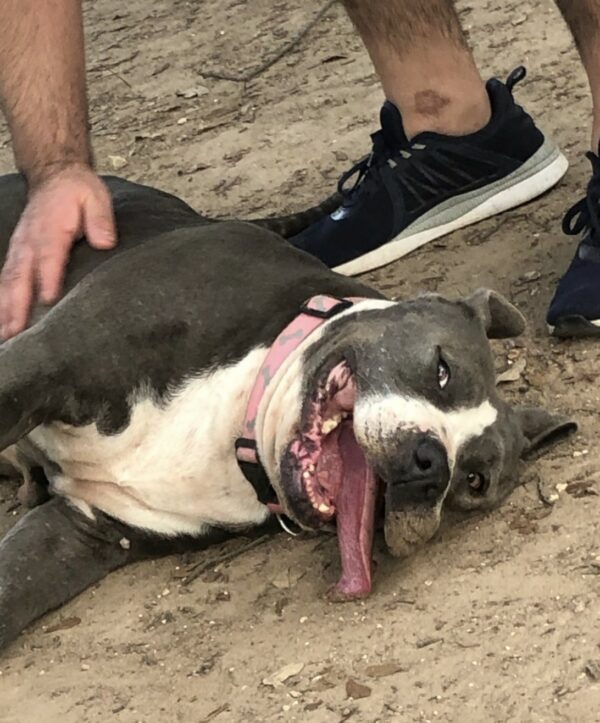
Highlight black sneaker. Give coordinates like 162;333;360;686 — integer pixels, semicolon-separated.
547;150;600;337
290;67;568;275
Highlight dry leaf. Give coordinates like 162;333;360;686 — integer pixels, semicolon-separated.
262;662;304;688
508;511;540;535
44;616;81;634
303;673;336;692
364;662;407;678
176;86;209;99
515;270;540;284
497;356;526;384
511;14;528;26
566;481;598;498
271;568;304;590
585;660;600;681
345;678;371;699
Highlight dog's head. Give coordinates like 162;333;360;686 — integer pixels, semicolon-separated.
256;289;575;593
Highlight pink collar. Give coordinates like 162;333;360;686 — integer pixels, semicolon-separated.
235;295;365;476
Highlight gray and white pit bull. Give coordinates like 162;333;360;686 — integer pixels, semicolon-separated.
0;174;575;651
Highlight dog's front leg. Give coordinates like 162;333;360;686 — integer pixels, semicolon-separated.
0;497;134;651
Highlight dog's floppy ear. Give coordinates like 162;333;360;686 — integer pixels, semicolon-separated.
464;288;526;339
515;406;578;459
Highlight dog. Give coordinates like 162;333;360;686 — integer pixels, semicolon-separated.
0;174;575;651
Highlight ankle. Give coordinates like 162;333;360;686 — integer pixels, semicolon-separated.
366;40;491;139
399;90;491;139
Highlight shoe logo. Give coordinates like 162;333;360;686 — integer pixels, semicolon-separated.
330;206;350;221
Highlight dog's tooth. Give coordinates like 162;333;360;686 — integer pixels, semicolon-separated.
317;503;330;514
303;471;311;480
307;463;316;473
321;415;341;435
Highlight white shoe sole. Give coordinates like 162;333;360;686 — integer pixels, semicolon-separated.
334;140;569;277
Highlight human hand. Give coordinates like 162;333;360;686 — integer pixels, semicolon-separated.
0;164;116;338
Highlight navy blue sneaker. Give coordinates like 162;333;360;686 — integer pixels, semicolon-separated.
547;151;600;337
291;67;568;276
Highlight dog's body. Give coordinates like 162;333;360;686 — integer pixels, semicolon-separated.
0;175;574;651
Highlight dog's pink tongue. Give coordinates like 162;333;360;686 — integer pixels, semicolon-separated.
328;424;378;601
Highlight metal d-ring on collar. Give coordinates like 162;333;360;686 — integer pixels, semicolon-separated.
275;514;301;537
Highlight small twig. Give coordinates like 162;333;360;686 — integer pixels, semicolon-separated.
200;704;230;723
415;636;444;649
203;0;338;83
453;640;480;649
90;63;143;97
181;535;270;586
89;52;139;72
104;67;135;91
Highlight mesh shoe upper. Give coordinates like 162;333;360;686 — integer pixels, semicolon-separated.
291;68;545;269
547;150;600;325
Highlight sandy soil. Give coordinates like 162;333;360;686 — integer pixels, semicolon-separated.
1;1;600;721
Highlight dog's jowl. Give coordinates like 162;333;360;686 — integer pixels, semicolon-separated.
0;175;575;650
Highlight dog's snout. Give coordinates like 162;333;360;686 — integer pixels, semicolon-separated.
414;437;446;476
383;434;450;508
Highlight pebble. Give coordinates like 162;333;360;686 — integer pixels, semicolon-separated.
108;155;128;170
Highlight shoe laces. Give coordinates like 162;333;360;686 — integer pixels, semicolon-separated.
562;150;600;245
337;128;400;202
338;130;474;207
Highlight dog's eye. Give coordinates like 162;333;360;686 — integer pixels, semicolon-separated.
437;359;450;389
467;472;487;496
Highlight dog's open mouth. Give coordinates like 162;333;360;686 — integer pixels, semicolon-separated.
282;361;379;600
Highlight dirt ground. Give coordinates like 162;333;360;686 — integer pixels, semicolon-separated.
1;0;599;721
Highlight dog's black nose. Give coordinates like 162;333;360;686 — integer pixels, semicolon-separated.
414;437;446;475
383;434;450;508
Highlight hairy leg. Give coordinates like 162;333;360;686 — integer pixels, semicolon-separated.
341;0;490;138
556;0;600;150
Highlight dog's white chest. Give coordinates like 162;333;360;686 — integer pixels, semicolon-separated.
27;348;270;535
